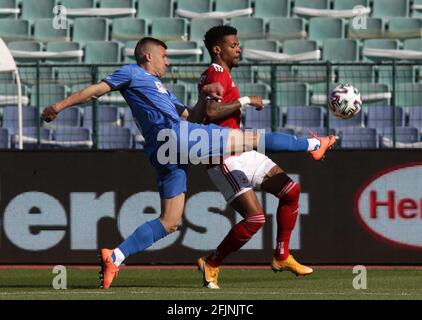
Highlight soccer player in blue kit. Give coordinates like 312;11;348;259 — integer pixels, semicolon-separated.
42;37;336;289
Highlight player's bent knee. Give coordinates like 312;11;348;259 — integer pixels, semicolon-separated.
165;221;181;233
244;214;266;234
279;181;301;203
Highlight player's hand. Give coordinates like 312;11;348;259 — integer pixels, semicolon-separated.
202;82;224;101
41;105;58;122
249;96;265;110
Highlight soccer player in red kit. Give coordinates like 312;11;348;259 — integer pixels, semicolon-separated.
196;25;333;289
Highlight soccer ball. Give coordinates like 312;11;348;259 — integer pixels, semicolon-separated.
328;83;362;120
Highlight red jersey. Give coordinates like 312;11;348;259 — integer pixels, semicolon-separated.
198;63;241;129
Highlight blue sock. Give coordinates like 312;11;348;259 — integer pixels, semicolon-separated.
117;218;168;258
258;132;309;152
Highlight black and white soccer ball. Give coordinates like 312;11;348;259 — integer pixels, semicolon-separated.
328;83;362;120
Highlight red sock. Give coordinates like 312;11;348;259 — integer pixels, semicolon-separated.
207;214;265;267
274;180;300;261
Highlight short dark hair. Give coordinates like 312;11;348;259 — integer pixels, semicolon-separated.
203;25;237;57
134;37;167;65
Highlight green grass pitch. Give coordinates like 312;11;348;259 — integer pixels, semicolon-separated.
0;267;421;300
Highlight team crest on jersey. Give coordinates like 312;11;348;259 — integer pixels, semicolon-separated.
155;81;167;94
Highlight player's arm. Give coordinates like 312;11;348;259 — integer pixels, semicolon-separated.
42;82;111;122
206;95;265;120
181;82;224;122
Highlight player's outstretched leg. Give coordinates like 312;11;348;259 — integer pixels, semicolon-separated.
225;128;336;161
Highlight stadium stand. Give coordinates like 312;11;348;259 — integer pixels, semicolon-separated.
0;0;421;149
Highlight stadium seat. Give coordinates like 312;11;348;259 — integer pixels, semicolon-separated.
339;127;378;148
214;0;251;12
403;38;422;51
367;106;405;134
322;39;359;62
30;84;69;110
0;19;31;42
21;0;55;22
123;106;145;148
294;0;329;10
395;83;422;106
337;65;375;84
151;18;188;42
0;128;10;149
309;18;345;42
73;18;109;42
53;127;92;149
111;18;147;42
166;40;201;63
242;39;280;82
34;18;70;42
83;106;120;129
244;106;275;131
46;42;82;63
237;82;271;99
363;39;400;62
123;40;138;63
164;83;188;105
176;0;211;13
348;18;384;40
7;41;43;63
360;83;392;106
14;127;53;149
333;0;369;10
137;0;172;23
329;109;365;129
98;127;133;149
85;41;121;63
285;106;324;130
364;39;400;50
99;0;135;8
0;0;18;19
0;72;13;84
47;107;81;128
230;17;265;40
283;39;318;55
2;106;38;133
408;106;422;130
372;0;410;20
267;17;307;41
276;82;310;107
254;0;290;19
231;65;254;83
412;0;422;17
381;127;420;145
243;39;280;53
377;65;416;87
60;0;95;8
190;18;225;42
387;18;422;39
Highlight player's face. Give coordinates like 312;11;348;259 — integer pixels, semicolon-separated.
151;45;170;77
220;35;241;68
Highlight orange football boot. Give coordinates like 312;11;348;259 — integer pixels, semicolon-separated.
99;248;119;289
309;131;337;161
197;257;220;289
271;255;313;276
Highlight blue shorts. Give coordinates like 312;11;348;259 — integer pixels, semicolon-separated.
149;120;231;199
150;153;188;199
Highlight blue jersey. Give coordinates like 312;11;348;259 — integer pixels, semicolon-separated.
102;64;186;156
